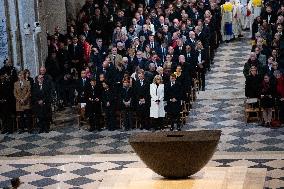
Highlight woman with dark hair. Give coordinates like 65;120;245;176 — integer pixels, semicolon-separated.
245;66;261;98
23;69;34;88
260;74;275;126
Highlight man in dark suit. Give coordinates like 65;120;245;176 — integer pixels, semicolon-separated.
147;34;159;51
85;78;102;132
156;42;168;63
132;50;149;70
102;81;116;131
120;79;134;130
32;75;52;133
133;72;150;130
0;74;15;134
138;24;152;39
195;26;209;49
96;61;115;85
81;23;96;46
174;39;186;57
186;31;197;49
76;70;91;104
185;45;197;78
260;5;277;25
165;74;182;131
68;36;84;74
196;41;207;91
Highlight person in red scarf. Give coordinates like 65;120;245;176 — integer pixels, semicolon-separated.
275;71;284;124
79;35;92;65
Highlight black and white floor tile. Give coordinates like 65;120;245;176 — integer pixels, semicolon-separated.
0;154;283;188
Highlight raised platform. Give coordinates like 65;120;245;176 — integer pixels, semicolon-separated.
98;166;266;189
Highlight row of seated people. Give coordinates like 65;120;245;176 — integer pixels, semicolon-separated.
244;1;284;126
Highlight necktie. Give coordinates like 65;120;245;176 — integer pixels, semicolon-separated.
83;79;85;86
40;84;42;90
151;42;154;48
140;80;143;86
113;55;116;63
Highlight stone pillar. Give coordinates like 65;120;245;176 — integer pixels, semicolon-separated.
44;0;67;34
6;0;23;70
65;0;85;21
16;0;39;76
37;0;48;70
0;0;9;67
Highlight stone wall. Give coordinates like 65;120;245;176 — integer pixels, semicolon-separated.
0;0;8;67
44;0;67;34
65;0;85;21
1;0;70;76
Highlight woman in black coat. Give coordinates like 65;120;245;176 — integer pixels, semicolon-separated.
245;66;261;98
260;74;275;126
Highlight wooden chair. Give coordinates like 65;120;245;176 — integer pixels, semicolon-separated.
180;102;188;125
244;98;260;123
77;103;87;128
15;112;36;131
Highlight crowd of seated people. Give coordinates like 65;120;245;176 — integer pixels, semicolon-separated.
244;1;284;127
0;0;230;133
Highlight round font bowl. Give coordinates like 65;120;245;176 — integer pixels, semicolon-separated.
129;130;221;179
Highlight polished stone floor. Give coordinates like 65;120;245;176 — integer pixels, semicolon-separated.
0;36;283;188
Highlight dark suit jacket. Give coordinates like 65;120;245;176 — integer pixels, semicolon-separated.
120;87;134;110
174;46;186;57
133;57;149;70
75;78;91;103
133;80;151;110
260;12;277;24
68;44;84;61
32;82;52;118
156;46;168;62
102;88;115;109
85;84;102;115
165;82;182;114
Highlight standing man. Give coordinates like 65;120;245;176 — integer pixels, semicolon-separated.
76;70;91;104
32;75;52;133
165;74;182;131
85;78;102;132
102;82;116;131
133;71;150;130
120;78;134;131
0;74;15;134
68;36;84;74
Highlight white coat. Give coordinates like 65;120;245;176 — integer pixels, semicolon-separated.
150;83;165;118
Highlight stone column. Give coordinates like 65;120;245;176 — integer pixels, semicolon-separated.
6;0;23;70
0;0;9;67
44;0;67;34
65;0;85;21
16;0;38;76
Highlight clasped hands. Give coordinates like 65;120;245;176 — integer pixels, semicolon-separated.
170;98;177;102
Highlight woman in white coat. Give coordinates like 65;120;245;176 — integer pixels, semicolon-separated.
150;75;165;130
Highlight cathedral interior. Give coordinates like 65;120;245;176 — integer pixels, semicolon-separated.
0;0;284;188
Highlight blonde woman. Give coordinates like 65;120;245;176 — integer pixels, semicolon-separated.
150;75;165;130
